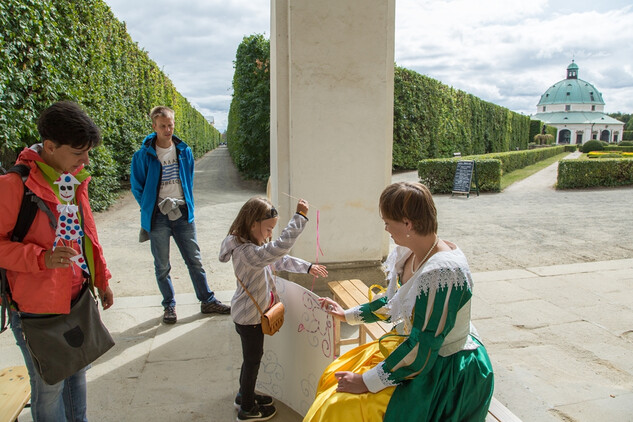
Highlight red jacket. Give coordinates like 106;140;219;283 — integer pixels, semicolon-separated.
0;146;111;314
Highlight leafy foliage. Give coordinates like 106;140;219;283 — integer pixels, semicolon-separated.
581;140;605;153
533;134;554;145
0;0;220;211
226;34;270;181
418;158;502;193
225;36;536;177
418;146;565;193
558;159;633;189
393;66;532;169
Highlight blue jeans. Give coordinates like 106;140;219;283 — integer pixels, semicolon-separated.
149;209;216;308
10;310;88;422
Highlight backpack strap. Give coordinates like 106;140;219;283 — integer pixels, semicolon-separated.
0;164;55;333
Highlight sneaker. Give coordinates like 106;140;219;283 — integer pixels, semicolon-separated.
237;404;277;421
234;393;274;409
163;306;177;324
201;299;231;314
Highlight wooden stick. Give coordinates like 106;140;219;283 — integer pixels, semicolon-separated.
280;192;302;201
281;192;319;210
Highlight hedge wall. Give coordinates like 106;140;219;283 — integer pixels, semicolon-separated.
476;146;565;173
226;34;270;181
224;35;535;178
393;66;532;169
418;158;502;194
418;146;566;194
604;146;633;153
0;0;220;211
558;159;633;189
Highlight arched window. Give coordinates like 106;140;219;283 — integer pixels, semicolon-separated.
558;129;571;144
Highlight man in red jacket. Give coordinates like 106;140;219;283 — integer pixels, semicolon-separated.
0;101;113;421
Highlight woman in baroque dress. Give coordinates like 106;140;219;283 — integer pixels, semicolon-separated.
304;182;494;422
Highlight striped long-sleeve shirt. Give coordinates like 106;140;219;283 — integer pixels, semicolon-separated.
219;213;311;325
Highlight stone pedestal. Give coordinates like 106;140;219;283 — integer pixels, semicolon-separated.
270;0;395;268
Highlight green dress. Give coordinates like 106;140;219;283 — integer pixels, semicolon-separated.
304;243;494;422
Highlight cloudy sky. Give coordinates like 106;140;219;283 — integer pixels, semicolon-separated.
104;0;633;132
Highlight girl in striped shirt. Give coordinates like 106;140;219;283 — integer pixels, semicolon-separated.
220;197;328;421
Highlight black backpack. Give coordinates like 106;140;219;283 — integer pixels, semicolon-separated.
0;164;56;333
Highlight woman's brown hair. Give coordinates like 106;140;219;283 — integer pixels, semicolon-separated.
228;197;278;244
379;182;437;235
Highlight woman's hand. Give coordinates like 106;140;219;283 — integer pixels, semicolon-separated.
318;297;345;321
334;371;368;394
309;264;328;278
296;199;309;216
44;246;78;269
98;286;114;310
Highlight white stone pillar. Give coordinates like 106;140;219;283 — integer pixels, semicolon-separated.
270;0;395;265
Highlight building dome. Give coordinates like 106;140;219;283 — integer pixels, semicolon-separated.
532;61;624;145
537;61;604;106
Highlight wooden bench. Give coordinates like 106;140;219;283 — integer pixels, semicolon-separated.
328;279;392;356
0;366;30;422
328;279;522;422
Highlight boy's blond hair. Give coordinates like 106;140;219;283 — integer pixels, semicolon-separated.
149;106;175;123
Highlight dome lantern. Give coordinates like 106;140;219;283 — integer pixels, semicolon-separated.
567;60;579;79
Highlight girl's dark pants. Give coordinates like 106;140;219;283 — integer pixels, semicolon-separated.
235;323;264;411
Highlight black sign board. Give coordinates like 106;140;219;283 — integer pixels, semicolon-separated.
452;160;479;197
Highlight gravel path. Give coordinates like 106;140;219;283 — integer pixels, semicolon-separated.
96;148;633;296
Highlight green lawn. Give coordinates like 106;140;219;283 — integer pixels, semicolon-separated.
500;152;571;190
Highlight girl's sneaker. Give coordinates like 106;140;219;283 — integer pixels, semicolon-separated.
234;394;274;409
237;404;277;421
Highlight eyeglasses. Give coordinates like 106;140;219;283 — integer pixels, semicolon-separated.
259;207;278;221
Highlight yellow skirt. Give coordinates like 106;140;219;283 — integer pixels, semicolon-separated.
303;337;402;422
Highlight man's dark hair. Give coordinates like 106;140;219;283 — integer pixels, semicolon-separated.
37;101;101;149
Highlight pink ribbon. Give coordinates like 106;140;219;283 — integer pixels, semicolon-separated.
311;210;324;292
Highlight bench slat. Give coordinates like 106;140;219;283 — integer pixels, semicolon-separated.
0;366;30;422
487;397;522;422
341;279;372;307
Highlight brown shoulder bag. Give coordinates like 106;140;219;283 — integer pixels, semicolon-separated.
237;277;285;335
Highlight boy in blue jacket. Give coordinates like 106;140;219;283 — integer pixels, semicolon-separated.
131;106;229;324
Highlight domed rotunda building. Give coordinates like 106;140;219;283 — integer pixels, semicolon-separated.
532;61;624;144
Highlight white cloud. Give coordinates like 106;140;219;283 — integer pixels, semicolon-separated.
395;1;633;115
104;0;633;131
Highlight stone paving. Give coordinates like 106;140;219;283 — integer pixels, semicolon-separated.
2;147;632;421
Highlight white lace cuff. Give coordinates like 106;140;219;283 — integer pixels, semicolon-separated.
362;363;396;393
344;306;364;325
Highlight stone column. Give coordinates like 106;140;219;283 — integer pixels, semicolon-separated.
270;0;395;274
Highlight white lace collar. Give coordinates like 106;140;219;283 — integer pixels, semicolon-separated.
382;244;473;332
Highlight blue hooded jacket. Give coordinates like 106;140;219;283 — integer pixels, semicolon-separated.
130;133;195;232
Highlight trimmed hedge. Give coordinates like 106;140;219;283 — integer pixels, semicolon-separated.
226;34;270;181
582;140;605;153
0;0;220;211
393;66;531;169
418;146;565;194
558;159;633;189
418;158;502;194
603;145;633;153
225;36;536;177
476;146;565;174
529;120;557;143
